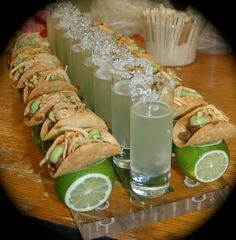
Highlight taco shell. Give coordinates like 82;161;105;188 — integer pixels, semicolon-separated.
23;80;77;104
23;90;80;126
40;111;108;141
173;105;236;147
10;46;53;70
11;54;61;89
46;128;121;177
16;64;57;89
174;96;207;119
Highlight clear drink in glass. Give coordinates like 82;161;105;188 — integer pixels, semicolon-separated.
94;68;112;129
46;16;57;52
70;43;84;97
130;76;175;198
112;79;131;169
82;56;95;109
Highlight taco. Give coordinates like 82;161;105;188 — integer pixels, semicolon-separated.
10;45;53;71
40;102;108;141
23;90;81;127
10;53;61;89
24;81;77;104
172;104;236;147
22;66;73;103
173;86;207;119
9;32;49;64
11;32;49;55
40;127;121;177
154;67;182;86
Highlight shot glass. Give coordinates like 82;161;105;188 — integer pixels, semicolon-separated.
82;53;95;110
111;56;154;169
62;31;73;66
46;15;57;53
94;67;112;129
111;72;131;169
69;43;84;97
55;23;65;61
130;76;175;198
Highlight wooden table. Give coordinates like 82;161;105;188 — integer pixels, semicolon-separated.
0;49;236;239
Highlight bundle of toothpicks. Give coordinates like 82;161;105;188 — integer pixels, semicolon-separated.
143;4;206;66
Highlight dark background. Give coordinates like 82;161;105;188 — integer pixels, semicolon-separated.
0;0;235;239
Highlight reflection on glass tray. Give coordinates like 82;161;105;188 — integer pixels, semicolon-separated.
113;161;174;201
71;158;231;240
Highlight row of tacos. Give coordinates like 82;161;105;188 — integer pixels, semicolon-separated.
8;32;121;178
9;28;236;177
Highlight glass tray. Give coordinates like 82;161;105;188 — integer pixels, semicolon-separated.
71;157;231;239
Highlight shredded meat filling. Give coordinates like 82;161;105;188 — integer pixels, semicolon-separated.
178;124;200;143
186;124;200;134
178;131;191;143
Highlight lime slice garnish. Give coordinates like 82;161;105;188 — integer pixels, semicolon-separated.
55;159;114;212
65;173;112;212
194;150;229;183
175;140;230;183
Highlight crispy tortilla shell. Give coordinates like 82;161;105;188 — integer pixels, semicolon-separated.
40;111;108;141
47;128;120;177
24;102;52;127
10;46;53;70
173;96;207;119
15;64;57;89
51;142;120;177
11;32;47;55
23;91;79;126
173;107;236;147
23;80;77;104
13;54;61;89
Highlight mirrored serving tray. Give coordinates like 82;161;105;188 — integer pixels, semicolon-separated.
71;158;231;239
